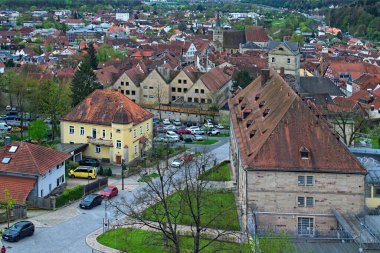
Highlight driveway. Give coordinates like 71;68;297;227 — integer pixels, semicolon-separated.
1;141;230;253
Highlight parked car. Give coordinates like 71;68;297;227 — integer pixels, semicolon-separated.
194;135;205;141
173;119;182;126
154;135;166;142
166;131;179;139
2;221;34;242
214;124;225;129
181;152;193;163
0;122;11;131
203;122;214;128
186;126;200;134
5;112;19;121
79;158;100;167
185;121;194;127
177;128;191;135
10;126;22;133
208;129;220;136
162;119;171;125
192;129;205;135
79;194;102;209
182;135;194;142
99;186;118;198
68;166;97;179
171;158;184;168
164;124;177;131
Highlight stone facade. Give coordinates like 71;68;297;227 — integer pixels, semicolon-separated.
140;69;170;105
170;71;195;102
268;44;300;76
110;72;141;103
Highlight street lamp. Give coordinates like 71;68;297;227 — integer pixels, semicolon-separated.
121;160;127;191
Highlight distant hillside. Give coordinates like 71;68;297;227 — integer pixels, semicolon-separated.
248;0;357;10
327;0;380;41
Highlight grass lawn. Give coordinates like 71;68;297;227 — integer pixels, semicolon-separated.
97;228;250;253
199;161;231;181
187;139;218;145
143;190;240;231
138;172;159;182
371;137;379;148
216;133;230;138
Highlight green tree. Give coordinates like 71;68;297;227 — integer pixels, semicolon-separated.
95;45;125;62
289;33;305;45
87;42;98;69
0;189;16;228
71;60;100;106
233;70;253;89
28;119;49;142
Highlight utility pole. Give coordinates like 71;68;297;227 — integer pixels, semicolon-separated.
121;159;126;190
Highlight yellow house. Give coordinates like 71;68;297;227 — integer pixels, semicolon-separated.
61;89;153;164
366;184;380;208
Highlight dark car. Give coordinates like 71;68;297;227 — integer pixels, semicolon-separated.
2;221;34;242
79;194;102;209
79;158;100;167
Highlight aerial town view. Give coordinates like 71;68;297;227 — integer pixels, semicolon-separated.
0;0;379;252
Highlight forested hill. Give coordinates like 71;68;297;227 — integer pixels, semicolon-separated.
0;0;141;9
328;0;380;41
246;0;357;10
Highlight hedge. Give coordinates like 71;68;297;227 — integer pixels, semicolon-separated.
56;185;84;208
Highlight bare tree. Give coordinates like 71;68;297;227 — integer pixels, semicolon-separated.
109;148;238;253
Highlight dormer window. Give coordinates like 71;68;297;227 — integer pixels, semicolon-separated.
1;157;11;164
241;103;246;110
263;109;270;117
255;94;260;101
243;109;251;119
247;120;254;128
300;147;309;160
249;130;257;138
9;146;18;153
259;101;266;108
238;97;244;103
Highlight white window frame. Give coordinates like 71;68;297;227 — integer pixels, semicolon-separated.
102;129;106;139
306;197;314;207
116;140;121;149
95;145;101;153
298;217;314;236
298;176;305;186
140;126;143;135
134;129;137;138
306;176;314;186
146;122;149;131
297;196;305;207
134;144;138;154
80;126;84;135
69;125;74;134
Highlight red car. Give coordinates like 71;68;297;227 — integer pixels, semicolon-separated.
177;128;191;135
99;186;118;198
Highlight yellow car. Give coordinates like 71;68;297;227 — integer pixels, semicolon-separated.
10;127;22;133
68;166;97;179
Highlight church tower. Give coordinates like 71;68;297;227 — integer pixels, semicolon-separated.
213;11;223;45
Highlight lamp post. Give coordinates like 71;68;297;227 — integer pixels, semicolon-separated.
121;160;126;191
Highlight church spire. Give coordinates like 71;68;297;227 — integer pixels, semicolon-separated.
216;11;221;28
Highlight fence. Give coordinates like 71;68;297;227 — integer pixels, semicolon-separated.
84;177;108;195
0;204;27;223
27;196;56;210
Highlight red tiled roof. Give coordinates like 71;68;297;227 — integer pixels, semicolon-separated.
0;175;36;203
0;142;70;176
245;25;270;43
329;62;380;80
229;70;366;174
62;89;153;126
200;67;232;92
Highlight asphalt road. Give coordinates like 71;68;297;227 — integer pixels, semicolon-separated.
2;141;230;253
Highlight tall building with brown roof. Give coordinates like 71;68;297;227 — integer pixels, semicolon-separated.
229;69;366;236
61;89;153;164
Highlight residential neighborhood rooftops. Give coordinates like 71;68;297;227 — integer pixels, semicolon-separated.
299;77;345;96
62;89;153;126
0;175;36;203
0;141;70;176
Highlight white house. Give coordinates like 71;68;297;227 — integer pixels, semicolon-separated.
116;12;130;21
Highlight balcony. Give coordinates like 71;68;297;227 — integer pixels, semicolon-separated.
87;137;113;147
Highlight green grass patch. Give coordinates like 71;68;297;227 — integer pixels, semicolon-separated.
371;137;379;149
187;139;218;145
143;190;240;231
55;185;84;208
199;161;231;181
215;133;230;137
138;172;159;182
97;228;249;253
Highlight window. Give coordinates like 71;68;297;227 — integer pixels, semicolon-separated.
195;89;199;93
298;196;305;207
184;88;188;93
143;86;148;89
69;126;74;134
134;144;138;154
9;146;18;153
121;90;124;95
287;58;291;64
126;90;130;95
178;88;182;92
200;89;204;94
374;186;380;198
298;176;305;186
95;145;101;153
131;90;136;95
134;129;137;138
149;95;154;98
146;122;149;131
116;129;121;133
144;95;148;98
121;81;124;86
49;183;52;192
298;217;314;236
110;132;112;139
102;129;106;139
116;140;121;149
172;96;176;101
183;80;187;84
300;147;309;159
306;197;314;207
178;79;182;84
194;98;199;103
271;57;275;62
140;126;143;135
80;127;84;135
92;128;97;138
1;157;11;164
149;87;153;89
306;176;314;186
126;82;129;86
201;98;205;103
188;97;192;102
172;87;175;92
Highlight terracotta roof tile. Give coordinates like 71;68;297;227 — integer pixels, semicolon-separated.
0;142;70;176
229;70;366;174
0;175;36;203
245;25;270;43
200;67;232;92
62;89;153;126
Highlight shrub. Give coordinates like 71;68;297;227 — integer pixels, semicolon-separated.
56;185;84;208
106;168;113;177
98;166;104;176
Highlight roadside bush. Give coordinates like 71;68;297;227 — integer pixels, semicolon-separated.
56;185;84;208
98;166;104;176
106;168;112;177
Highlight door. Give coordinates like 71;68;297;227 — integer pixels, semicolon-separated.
298;217;314;236
116;155;122;165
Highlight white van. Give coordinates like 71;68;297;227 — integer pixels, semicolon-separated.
0;122;11;131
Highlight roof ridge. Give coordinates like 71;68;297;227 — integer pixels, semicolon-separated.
25;143;41;175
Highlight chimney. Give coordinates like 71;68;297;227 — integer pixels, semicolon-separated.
280;67;285;77
261;69;270;87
